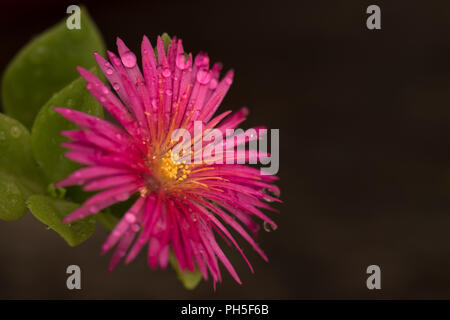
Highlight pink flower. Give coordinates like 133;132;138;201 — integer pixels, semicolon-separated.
55;35;280;286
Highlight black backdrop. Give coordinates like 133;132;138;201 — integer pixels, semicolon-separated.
2;0;450;299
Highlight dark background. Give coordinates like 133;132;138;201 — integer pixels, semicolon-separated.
1;0;450;299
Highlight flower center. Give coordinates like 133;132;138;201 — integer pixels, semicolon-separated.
159;150;191;183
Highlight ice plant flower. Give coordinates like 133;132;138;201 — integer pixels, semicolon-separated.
54;35;280;286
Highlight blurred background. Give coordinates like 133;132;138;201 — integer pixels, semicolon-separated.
2;0;450;299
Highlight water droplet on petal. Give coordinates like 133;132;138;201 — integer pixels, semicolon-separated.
162;68;171;78
195;53;209;67
102;86;109;94
196;68;211;85
165;89;173;96
176;54;187;69
105;68;114;75
121;51;137;68
10;126;21;138
113;83;120;91
263;221;277;232
209;79;218;89
125;213;136;224
115;193;129;201
191;213;198;222
112;56;122;67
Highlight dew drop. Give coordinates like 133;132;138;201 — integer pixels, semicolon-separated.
113;83;120;91
101;86;109;94
115;193;129;201
165;89;173;96
10;126;21;138
191;213;198;222
162;68;171;78
196;68;211;85
195;54;209;67
263;221;277;232
209;79;218;90
176;54;187;69
105;68;114;75
125;213;136;224
112;56;122;67
121;51;137;68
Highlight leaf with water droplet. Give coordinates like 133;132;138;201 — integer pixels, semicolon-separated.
169;251;202;290
0;114;45;221
27;195;96;246
0;114;47;192
1;6;105;128
31;70;103;187
0;171;30;221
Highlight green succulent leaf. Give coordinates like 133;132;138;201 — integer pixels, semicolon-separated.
0;114;46;220
0;171;30;221
27;195;96;246
170;252;203;290
2;7;105;128
0;113;46;193
31;71;103;185
161;33;172;52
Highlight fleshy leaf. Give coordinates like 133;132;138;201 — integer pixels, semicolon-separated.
0;171;29;221
31;71;104;184
2;7;105;128
161;33;172;52
0;114;46;221
27;195;96;246
169;252;203;290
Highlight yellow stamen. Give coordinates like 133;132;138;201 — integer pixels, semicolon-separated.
159;150;191;183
